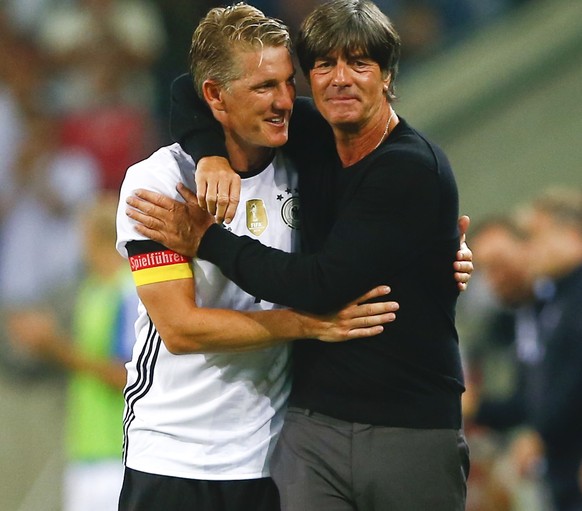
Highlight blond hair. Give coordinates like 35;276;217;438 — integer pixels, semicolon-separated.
189;3;291;97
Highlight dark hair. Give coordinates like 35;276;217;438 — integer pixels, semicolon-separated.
296;0;401;100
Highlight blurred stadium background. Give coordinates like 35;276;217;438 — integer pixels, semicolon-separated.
0;0;580;510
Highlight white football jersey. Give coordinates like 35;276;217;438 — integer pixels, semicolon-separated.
116;143;300;480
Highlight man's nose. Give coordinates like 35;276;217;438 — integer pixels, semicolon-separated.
332;61;350;87
274;83;295;110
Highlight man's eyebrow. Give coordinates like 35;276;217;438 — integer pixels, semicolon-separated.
250;78;278;89
250;72;296;89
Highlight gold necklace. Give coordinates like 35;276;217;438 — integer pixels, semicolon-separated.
373;109;395;151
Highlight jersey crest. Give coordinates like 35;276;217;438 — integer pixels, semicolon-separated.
281;196;300;230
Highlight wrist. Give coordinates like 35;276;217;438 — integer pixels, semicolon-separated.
198;223;220;259
294;311;320;340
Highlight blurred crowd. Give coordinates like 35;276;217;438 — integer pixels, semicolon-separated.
461;187;582;511
2;1;569;511
0;0;533;371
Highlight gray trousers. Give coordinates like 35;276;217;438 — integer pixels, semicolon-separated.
270;407;469;511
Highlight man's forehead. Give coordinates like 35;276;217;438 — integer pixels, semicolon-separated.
318;47;369;59
233;46;293;76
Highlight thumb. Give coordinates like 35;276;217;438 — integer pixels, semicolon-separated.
177;182;199;205
458;215;470;243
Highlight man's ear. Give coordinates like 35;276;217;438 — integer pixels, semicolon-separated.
382;72;392;94
202;80;225;113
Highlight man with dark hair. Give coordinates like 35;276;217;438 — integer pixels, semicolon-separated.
516;188;582;511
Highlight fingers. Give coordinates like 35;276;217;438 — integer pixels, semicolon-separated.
455;271;471;283
455;269;471;292
346;325;385;338
205;175;241;223
126;205;162;230
195;177;209;212
348;285;391;306
348;310;397;328
126;192;175;223
133;189;174;210
457;282;468;292
345;309;398;339
125;196;169;245
125;208;167;245
457;244;472;262
126;195;168;227
221;178;241;225
177;183;200;205
454;260;473;273
347;300;399;319
215;189;240;224
455;237;473;291
223;194;240;225
454;251;473;292
203;177;218;216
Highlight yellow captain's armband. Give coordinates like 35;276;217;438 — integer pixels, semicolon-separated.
128;250;193;286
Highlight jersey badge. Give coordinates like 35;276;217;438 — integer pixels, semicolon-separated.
246;199;268;236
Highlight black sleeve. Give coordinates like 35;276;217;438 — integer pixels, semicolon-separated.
199;152;454;314
169;74;228;160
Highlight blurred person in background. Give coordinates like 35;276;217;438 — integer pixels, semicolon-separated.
34;0;166;191
0;18;25;226
464;216;536;422
7;193;137;511
0;105;99;302
0;105;100;374
36;0;165;113
467;188;582;511
515;187;582;511
463;216;544;511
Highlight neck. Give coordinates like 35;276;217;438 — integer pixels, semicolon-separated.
225;137;274;173
335;106;398;167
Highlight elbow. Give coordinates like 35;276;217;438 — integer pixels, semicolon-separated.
163;338;194;355
157;325;202;355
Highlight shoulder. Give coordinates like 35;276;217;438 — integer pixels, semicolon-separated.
383;119;450;169
361;119;454;190
117;144;196;256
121;143;195;196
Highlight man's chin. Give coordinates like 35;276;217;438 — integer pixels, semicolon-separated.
265;133;289;148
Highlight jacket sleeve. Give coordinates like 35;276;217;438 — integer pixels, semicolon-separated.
170;74;228;160
199;152;452;314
